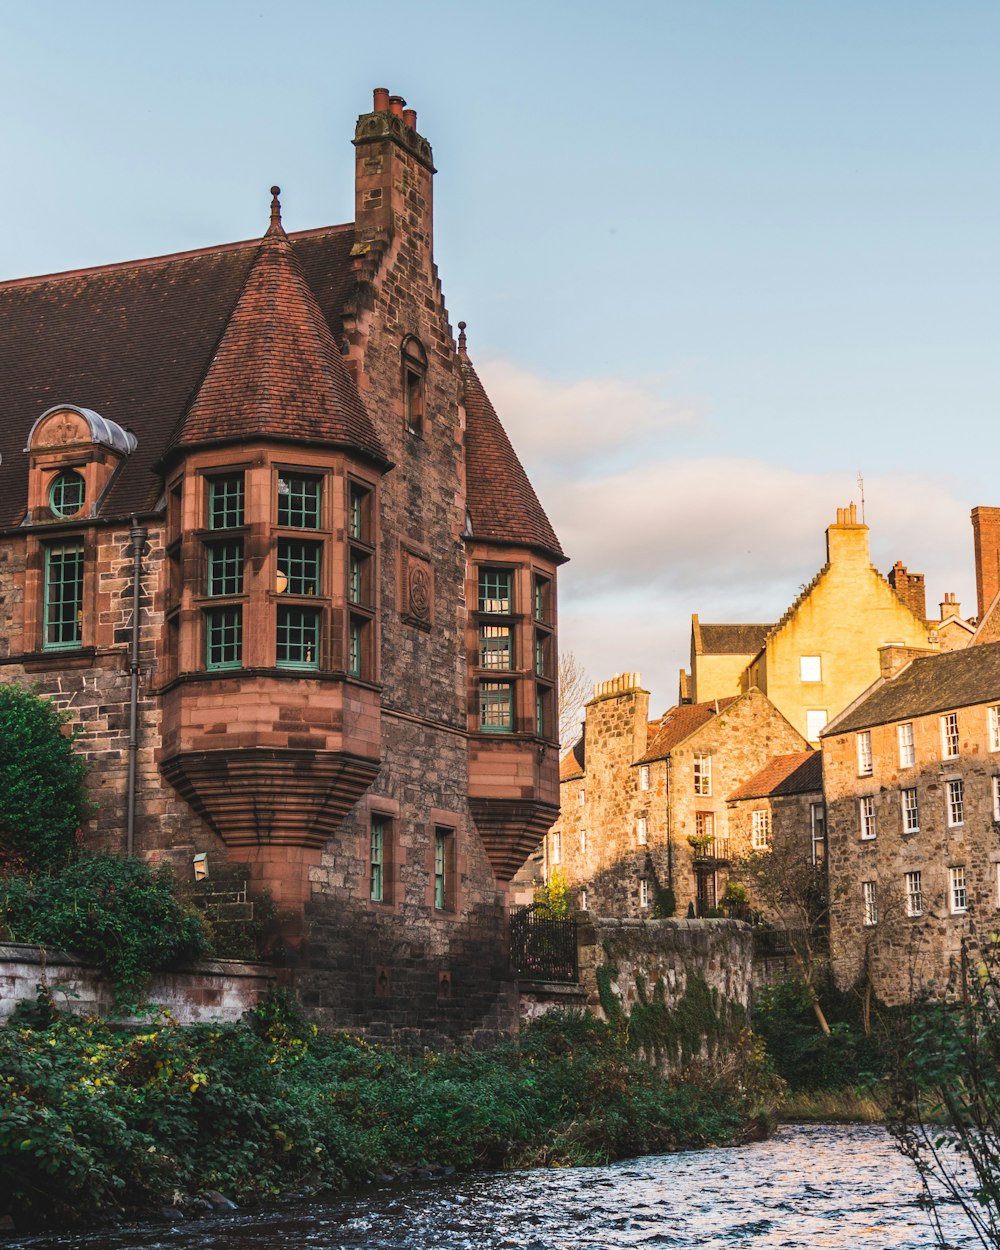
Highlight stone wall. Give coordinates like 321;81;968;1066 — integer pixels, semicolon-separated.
0;943;274;1024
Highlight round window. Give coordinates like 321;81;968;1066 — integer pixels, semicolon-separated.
49;470;86;518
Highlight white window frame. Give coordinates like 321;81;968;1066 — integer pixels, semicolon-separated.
941;712;959;760
639;764;650;791
693;753;712;796
806;709;828;741
580;828;587;855
579;787;586;805
636;816;648;846
800;655;822;683
857;731;873;777
994;776;1000;822
551;830;561;864
947;778;965;827
905;870;923;917
901;787;920;834
990;705;1000;753
810;802;826;865
949;865;968;914
859;795;876;840
639;877;650;909
898;722;915;769
863;880;878;926
751;809;771;851
580;888;588;912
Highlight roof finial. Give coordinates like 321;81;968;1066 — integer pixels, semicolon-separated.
269;185;282;231
457;320;467;354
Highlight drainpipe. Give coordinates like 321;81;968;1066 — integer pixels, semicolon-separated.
126;517;148;858
666;755;673;888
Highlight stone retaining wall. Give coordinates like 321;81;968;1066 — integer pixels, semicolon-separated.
0;943;275;1024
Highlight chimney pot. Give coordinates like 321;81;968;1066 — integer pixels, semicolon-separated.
373;87;390;113
849;503;857;523
389;95;406;118
403;108;417;130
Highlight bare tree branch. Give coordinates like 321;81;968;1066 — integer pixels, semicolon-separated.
558;650;590;747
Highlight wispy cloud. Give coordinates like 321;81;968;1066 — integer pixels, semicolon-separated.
477;358;979;714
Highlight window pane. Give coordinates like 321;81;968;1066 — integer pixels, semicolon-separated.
348;616;365;677
278;539;321;596
348;484;369;541
208;475;244;529
898;722;915;768
49;471;86;518
434;829;448;909
370;816;384;903
800;655;821;682
479;625;512;670
277;474;321;528
478;568;511;614
207;540;244;596
206;606;242;669
44;542;84;650
479;681;513;732
276;605;320;668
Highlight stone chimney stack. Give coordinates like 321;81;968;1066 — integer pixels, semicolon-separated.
887;560;927;621
972;507;1000;619
585;673;651;770
940;592;962;621
826;503;870;566
353;86;436;260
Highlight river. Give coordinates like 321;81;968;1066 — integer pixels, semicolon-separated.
5;1124;981;1250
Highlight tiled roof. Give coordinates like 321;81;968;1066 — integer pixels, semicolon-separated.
560;733;586;781
460;351;565;562
0;220;359;526
167;205;385;464
696;623;773;656
826;639;1000;735
636;697;738;764
727;751;822;801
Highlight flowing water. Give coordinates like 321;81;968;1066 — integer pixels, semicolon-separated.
6;1124;982;1250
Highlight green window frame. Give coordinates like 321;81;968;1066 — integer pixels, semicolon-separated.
370;815;385;903
434;829;447;910
206;605;242;670
479;681;514;733
348;551;366;605
478;568;511;614
207;540;244;597
276;605;320;669
348;615;365;677
43;542;84;650
536;690;546;738
49;471;86;519
277;539;321;596
479;625;512;670
208;474;244;530
534;575;549;622
277;474;321;529
535;634;547;677
348;485;366;541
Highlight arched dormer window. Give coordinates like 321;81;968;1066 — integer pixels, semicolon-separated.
401;336;427;437
24;404;136;524
49;470;87;518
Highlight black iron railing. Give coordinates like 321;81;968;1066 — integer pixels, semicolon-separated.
510;905;579;983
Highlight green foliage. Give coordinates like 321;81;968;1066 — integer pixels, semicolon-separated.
0;853;211;1008
0;1004;779;1229
0;682;91;872
653;884;676;918
533;865;569;917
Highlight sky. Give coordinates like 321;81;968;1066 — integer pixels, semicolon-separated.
2;1;998;717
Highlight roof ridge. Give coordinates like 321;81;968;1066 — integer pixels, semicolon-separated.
0;222;354;290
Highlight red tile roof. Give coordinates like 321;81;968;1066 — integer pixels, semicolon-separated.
727;751;822;801
460;351;565;562
636;697;738;764
560;734;586;781
0;221;359;526
166;207;386;465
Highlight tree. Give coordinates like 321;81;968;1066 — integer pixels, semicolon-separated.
0;682;91;872
733;838;832;1035
558;650;590;747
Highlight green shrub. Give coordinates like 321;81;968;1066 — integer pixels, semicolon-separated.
0;682;91;872
0;853;210;1007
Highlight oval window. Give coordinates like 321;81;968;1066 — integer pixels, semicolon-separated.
49;470;86;518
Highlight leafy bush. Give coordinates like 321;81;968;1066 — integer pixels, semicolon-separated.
0;853;210;1006
0;1004;780;1229
0;682;91;872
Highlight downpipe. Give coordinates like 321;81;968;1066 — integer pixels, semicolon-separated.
126;517;148;857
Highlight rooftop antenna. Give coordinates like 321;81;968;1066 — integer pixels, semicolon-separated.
857;471;866;524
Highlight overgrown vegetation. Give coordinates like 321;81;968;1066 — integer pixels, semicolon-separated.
0;853;211;1006
0;681;91;873
0;999;780;1230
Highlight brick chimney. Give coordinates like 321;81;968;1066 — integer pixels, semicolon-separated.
826;503;870;566
972;507;1000;619
353;86;436;262
887;560;927;621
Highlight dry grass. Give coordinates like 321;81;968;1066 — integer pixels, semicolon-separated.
778;1087;885;1123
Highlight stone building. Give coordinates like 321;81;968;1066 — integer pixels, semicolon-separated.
542;673;808;917
0;89;565;1039
821;640;1000;1005
681;505;942;743
726;751;825;870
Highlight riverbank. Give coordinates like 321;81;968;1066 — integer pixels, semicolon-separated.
777;1087;884;1123
0;996;780;1232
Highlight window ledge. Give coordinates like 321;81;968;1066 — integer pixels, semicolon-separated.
1;647;98;670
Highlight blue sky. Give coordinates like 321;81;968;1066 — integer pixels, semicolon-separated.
3;2;998;715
